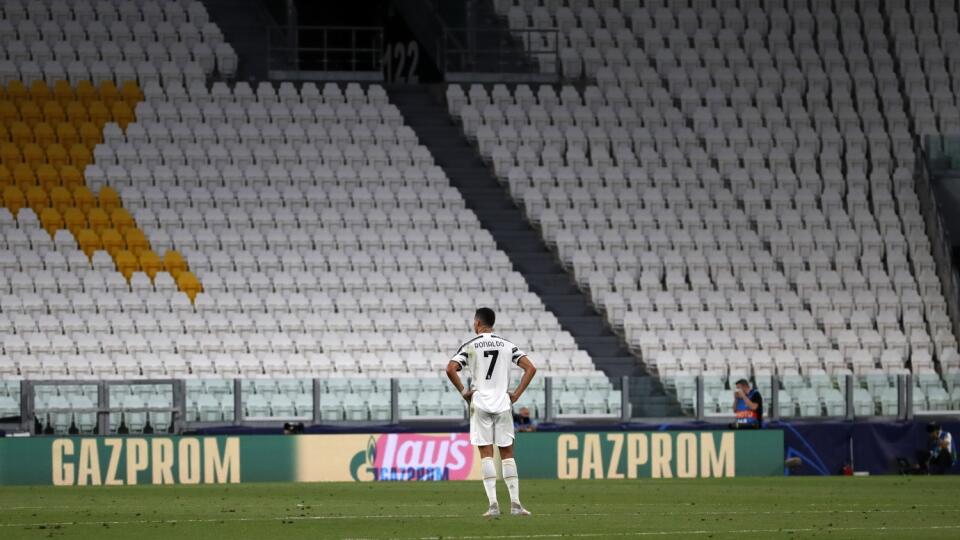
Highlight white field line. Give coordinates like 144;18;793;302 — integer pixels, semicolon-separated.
0;501;956;512
345;526;960;540
0;509;958;528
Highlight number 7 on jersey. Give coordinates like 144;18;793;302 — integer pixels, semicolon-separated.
483;350;499;380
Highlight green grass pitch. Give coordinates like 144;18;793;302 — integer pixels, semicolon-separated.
0;477;957;539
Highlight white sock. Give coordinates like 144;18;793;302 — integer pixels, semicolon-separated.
501;458;520;504
481;457;498;506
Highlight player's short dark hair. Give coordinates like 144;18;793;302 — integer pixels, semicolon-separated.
734;378;750;387
475;307;496;328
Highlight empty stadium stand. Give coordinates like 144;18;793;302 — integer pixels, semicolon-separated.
389;84;681;416
0;0;629;433
3;0;960;435
449;0;960;415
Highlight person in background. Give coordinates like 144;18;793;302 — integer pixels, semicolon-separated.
513;406;536;432
732;378;762;429
921;421;955;474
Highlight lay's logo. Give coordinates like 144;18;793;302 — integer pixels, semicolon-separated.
350;433;473;481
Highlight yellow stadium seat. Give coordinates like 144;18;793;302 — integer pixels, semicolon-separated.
78;122;101;147
18;102;41;125
76;228;100;257
9;121;32;146
63;207;86;234
177;271;202;302
22;143;44;167
125;228;150;255
163;250;187;278
32;122;55;147
1;142;21;165
0;124;9;143
49;185;71;212
120;81;143;105
46;144;69;168
87;207;110;232
87;101;110;126
12;164;35;188
2;185;26;214
39;207;62;236
42;101;65;124
30;80;52;104
139;250;162;279
110;207;134;232
100;227;124;256
0;101;17;123
114;250;139;280
68;143;90;168
56;122;79;148
6;81;27;104
111;101;133;130
72;185;95;212
99;81;119;107
98;186;120;211
25;185;48;211
36;164;60;190
53;80;74;104
65;101;88;123
0;165;10;187
59;165;82;189
75;81;96;105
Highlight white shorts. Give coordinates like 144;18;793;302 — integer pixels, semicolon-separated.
470;406;515;447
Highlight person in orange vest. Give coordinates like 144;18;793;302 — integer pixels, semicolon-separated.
732;378;763;429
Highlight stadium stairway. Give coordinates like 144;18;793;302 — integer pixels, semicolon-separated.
388;84;681;416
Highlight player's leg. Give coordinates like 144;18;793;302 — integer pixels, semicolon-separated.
495;411;530;516
471;408;500;516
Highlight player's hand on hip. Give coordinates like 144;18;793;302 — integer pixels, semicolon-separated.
508;391;518;403
461;388;474;402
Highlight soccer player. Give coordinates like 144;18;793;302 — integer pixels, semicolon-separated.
446;307;537;517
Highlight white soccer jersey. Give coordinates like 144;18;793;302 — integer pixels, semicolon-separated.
451;333;526;414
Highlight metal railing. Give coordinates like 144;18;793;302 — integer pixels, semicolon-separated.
2;373;946;437
440;27;560;82
23;380;185;435
266;25;385;81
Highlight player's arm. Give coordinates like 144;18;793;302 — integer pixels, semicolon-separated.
508;355;537;403
446;359;473;402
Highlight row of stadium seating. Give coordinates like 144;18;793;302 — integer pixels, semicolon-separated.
0;1;592;414
5;0;960;428
19;374;626;432
0;72;603;390
20;364;960;432
0;1;612;429
0;79;204;306
478;0;960;411
0;0;237;83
